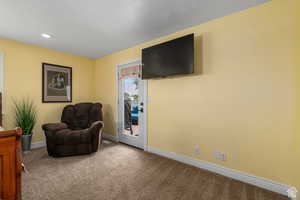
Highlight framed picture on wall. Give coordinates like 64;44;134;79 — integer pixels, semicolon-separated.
42;63;72;103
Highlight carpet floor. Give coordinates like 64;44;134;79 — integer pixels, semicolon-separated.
22;141;288;200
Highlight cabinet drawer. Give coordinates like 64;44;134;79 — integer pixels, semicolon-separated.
0;137;17;200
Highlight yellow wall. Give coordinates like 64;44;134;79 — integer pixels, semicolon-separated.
94;0;299;190
0;0;298;193
0;38;95;142
292;0;300;192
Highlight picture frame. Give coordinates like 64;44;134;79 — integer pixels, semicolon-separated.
42;63;72;103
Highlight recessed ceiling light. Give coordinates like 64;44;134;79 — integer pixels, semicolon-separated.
41;33;52;39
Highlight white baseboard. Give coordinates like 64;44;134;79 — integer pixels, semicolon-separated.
102;132;118;142
31;141;46;149
147;146;294;197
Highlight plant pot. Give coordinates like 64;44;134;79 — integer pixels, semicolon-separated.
22;134;32;153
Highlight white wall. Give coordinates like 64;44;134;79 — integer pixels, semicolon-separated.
0;52;3;116
0;52;3;93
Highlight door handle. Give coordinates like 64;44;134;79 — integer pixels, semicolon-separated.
139;102;144;113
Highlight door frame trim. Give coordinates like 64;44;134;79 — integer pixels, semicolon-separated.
115;58;148;151
0;52;4;116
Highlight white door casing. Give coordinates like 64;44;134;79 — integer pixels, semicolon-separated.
0;52;3;93
0;52;4;116
116;58;148;150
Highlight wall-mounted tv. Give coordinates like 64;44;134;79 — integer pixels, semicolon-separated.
141;34;194;79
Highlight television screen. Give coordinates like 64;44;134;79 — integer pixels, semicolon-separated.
142;34;194;79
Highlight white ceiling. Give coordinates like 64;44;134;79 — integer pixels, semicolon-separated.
0;0;269;58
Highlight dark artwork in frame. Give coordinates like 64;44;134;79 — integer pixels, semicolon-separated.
42;63;72;103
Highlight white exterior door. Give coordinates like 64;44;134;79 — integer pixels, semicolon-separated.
117;59;147;149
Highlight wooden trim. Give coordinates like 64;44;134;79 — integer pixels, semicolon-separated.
0;128;22;138
0;128;22;200
14;128;22;200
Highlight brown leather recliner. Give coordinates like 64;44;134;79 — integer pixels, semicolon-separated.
42;103;104;157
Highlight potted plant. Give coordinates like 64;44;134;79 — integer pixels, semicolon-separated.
13;98;37;152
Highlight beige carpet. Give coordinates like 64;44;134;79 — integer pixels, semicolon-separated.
22;141;288;200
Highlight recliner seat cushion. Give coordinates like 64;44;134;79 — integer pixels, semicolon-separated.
54;129;91;145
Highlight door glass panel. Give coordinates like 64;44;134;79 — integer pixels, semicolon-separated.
123;77;139;137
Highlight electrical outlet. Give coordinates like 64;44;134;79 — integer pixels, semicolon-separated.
220;152;227;161
193;145;200;155
214;151;227;161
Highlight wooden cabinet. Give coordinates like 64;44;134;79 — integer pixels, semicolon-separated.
0;128;22;200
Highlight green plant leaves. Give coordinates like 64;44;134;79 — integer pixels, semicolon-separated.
13;98;37;135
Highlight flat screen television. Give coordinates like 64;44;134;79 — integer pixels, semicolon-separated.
141;34;194;79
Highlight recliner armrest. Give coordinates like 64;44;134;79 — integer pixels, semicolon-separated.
42;123;68;132
88;121;104;152
88;121;104;137
90;121;104;129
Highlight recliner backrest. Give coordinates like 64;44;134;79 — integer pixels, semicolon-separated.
61;103;103;130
